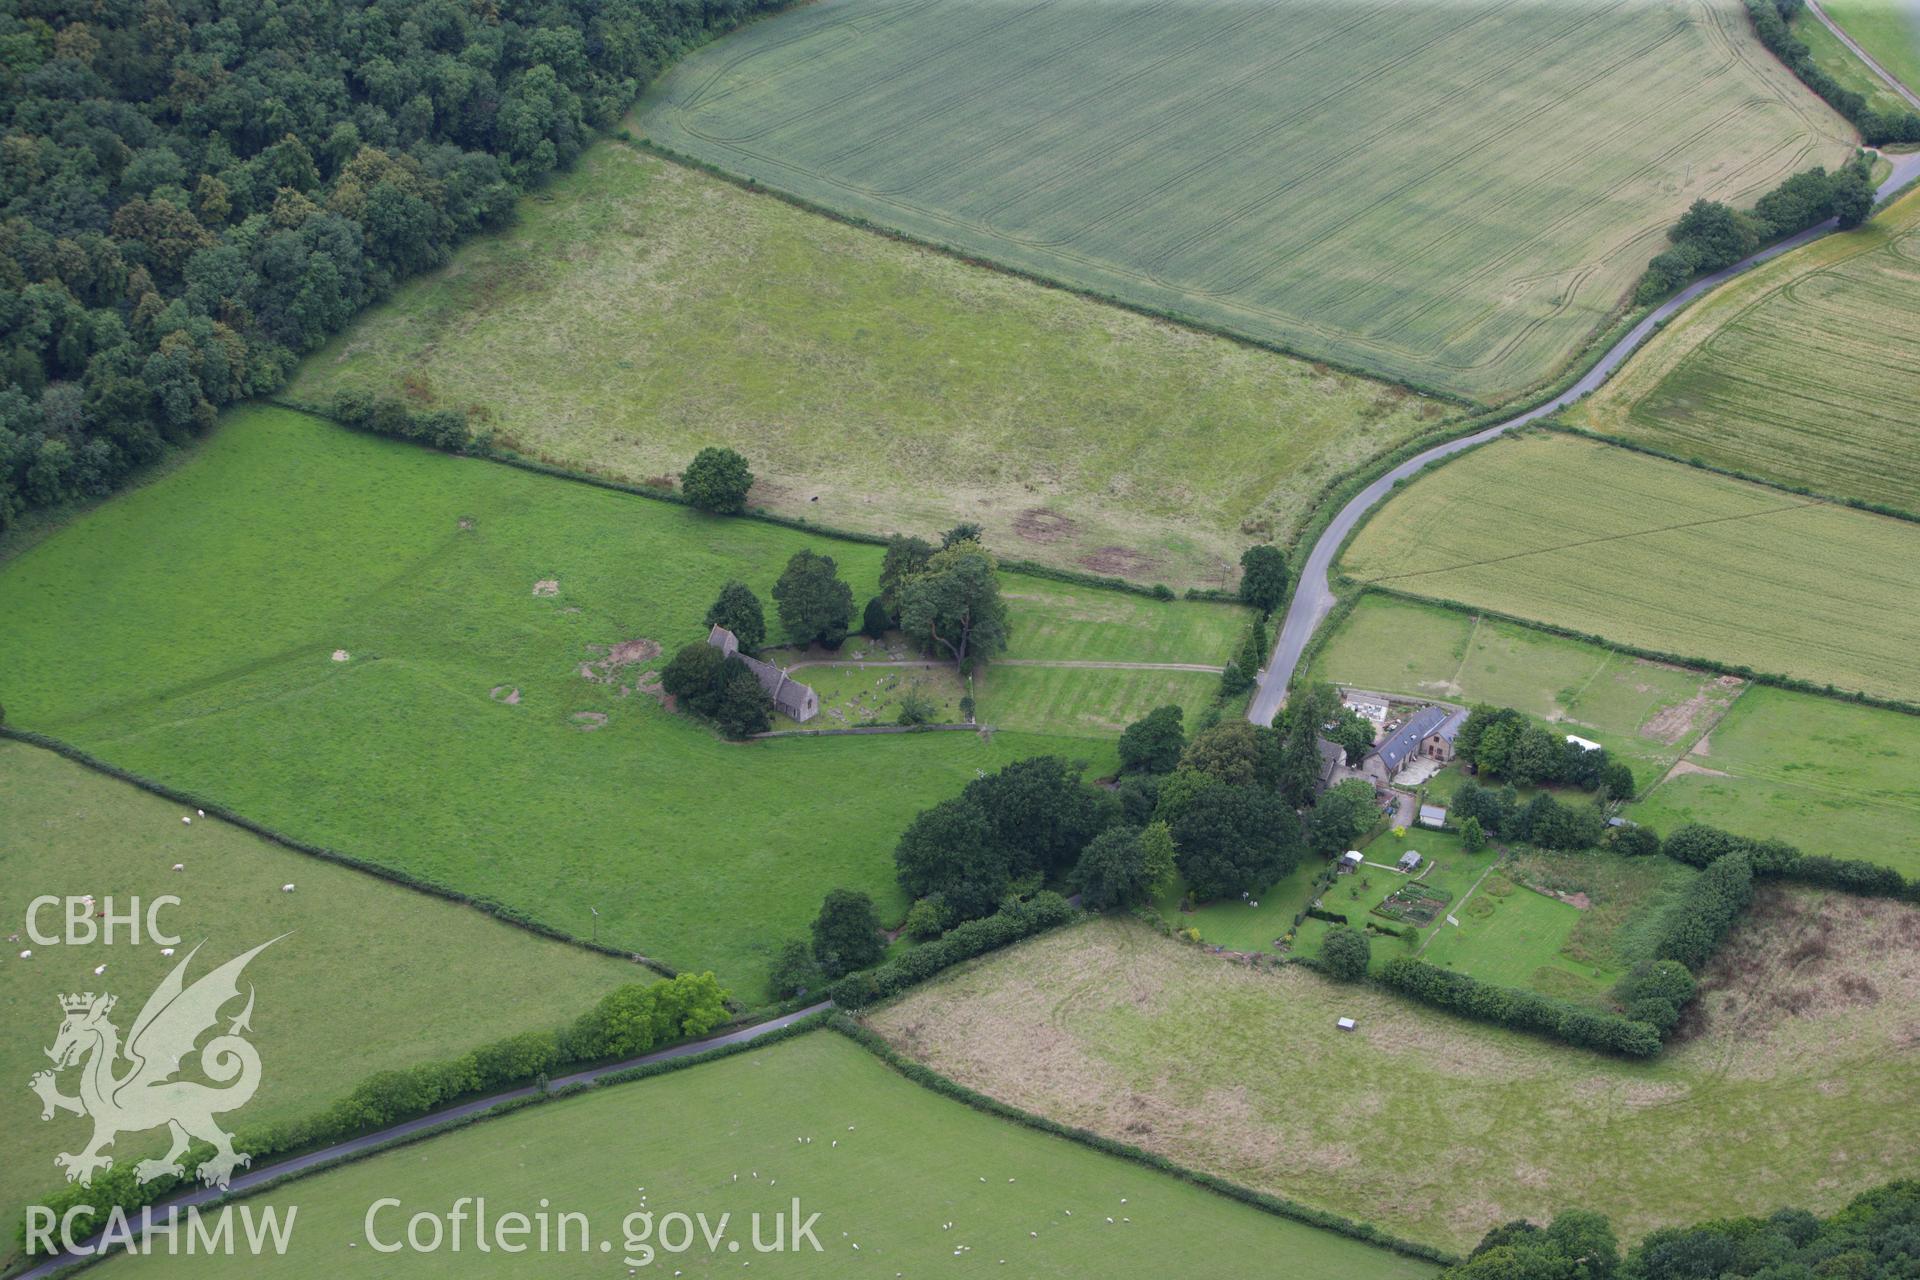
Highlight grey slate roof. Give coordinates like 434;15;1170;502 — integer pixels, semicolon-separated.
1373;704;1450;771
707;625;820;723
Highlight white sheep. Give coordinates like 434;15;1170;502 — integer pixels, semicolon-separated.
93;964;106;976
18;949;30;959
282;883;295;892
160;947;175;957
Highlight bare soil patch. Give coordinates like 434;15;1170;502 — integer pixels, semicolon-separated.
1639;674;1742;744
569;711;609;732
1666;759;1730;779
489;685;522;705
580;637;661;688
532;579;560;597
1079;545;1161;575
1014;507;1078;544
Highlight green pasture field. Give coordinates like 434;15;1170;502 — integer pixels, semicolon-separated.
1823;0;1920;92
1151;856;1329;956
287;144;1440;591
1001;578;1247;664
1340;433;1920;704
1628;684;1920;879
1501;849;1699;978
635;0;1851;403
0;742;639;1270
978;665;1224;740
1791;6;1915;113
0;407;1150;998
1414;849;1695;1005
97;1031;1434;1280
1573;187;1920;515
871;911;1920;1252
1304;593;1743;780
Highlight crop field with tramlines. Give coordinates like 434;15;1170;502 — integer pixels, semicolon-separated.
636;0;1851;402
1339;433;1920;703
289;146;1440;589
1575;187;1920;513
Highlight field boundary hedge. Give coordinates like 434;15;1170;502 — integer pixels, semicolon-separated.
1546;422;1920;527
1746;0;1920;144
831;1015;1457;1265
268;394;1244;602
14;1009;833;1268
826;893;1082;1008
0;728;677;975
1336;585;1920;719
626;140;1483;411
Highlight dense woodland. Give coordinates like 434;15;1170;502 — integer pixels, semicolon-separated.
1442;1179;1920;1280
0;0;783;531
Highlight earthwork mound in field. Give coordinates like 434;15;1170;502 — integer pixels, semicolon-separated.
579;637;662;690
1014;507;1077;544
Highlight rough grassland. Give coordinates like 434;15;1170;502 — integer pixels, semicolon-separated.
1572;186;1920;514
1629;684;1920;878
99;1032;1435;1279
1340;434;1920;703
0;408;1131;996
1304;593;1744;780
288;145;1438;589
1824;0;1920;92
0;742;638;1269
870;913;1920;1252
635;0;1852;403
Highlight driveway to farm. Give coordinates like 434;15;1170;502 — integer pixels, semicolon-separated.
17;1002;832;1279
1246;149;1920;726
1806;0;1920;109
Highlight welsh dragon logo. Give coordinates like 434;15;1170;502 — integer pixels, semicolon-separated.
30;938;281;1190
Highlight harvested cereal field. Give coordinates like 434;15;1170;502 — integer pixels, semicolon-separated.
636;0;1853;402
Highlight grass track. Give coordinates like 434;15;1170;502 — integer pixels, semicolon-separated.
1339;434;1920;704
636;0;1852;402
870;912;1920;1252
0;742;639;1269
288;145;1439;588
1573;186;1920;514
92;1031;1436;1279
0;407;1158;996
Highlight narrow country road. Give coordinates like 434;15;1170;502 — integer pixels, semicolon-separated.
17;1002;832;1279
787;658;1226;673
1246;150;1920;726
1806;0;1920;111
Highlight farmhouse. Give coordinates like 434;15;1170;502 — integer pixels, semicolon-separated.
706;625;820;723
1369;704;1466;777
